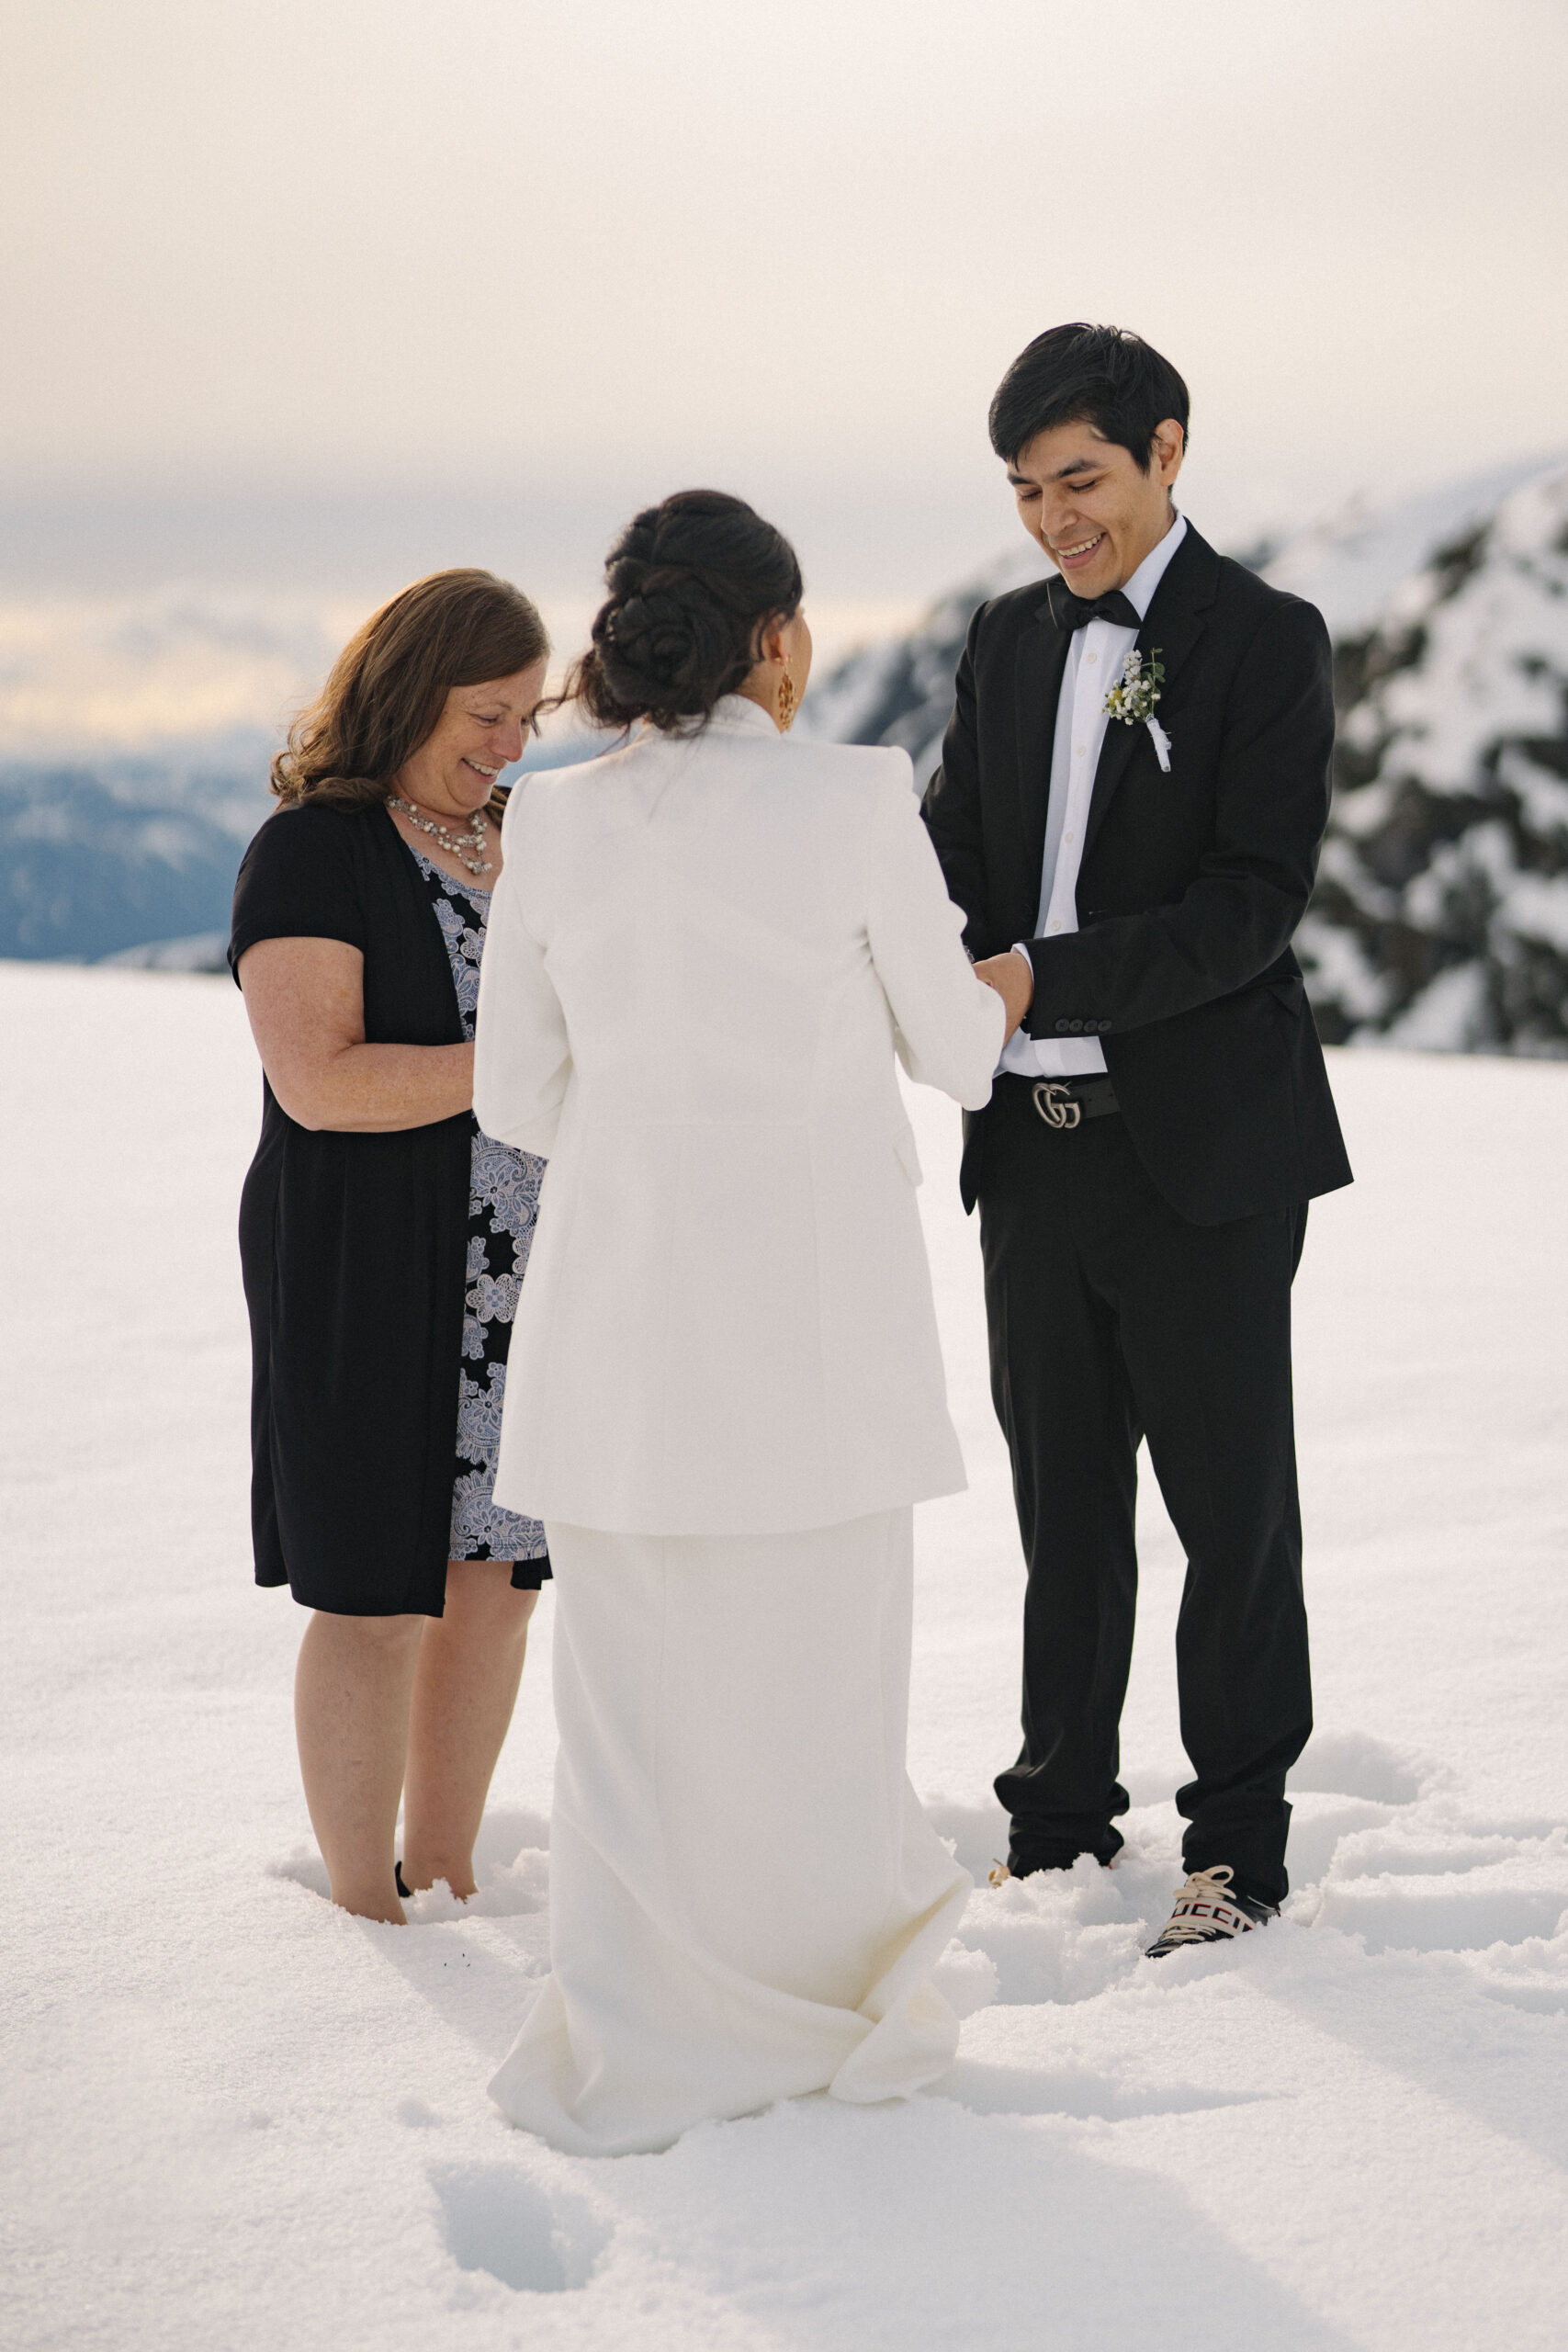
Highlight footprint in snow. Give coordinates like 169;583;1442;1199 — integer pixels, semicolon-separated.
430;2161;612;2295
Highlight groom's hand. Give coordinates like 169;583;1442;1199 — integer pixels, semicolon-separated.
975;949;1034;1043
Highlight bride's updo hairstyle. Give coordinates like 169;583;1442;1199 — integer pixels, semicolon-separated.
568;490;803;733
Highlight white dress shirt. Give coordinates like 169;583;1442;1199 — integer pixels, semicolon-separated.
1000;512;1188;1079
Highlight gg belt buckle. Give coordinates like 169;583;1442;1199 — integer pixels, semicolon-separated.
1032;1081;1081;1130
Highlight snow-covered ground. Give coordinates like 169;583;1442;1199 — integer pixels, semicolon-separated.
4;963;1566;2351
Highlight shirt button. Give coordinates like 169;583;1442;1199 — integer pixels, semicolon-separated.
1075;745;1086;758
1049;921;1063;933
1086;652;1098;665
1064;831;1075;844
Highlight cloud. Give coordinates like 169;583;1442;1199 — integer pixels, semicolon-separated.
0;592;356;756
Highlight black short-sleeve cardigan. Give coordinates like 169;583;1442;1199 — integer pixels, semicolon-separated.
229;800;474;1615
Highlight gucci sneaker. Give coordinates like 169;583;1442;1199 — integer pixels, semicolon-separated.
1144;1864;1278;1959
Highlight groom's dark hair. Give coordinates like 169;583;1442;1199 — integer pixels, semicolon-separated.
988;324;1190;471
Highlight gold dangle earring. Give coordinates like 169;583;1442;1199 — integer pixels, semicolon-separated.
777;659;798;733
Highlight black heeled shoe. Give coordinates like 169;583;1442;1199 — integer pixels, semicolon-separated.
395;1861;412;1900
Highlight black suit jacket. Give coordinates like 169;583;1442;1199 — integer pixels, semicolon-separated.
921;523;1352;1224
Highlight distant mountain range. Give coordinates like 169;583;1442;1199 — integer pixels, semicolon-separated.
0;734;613;974
803;456;1568;1056
0;748;270;968
5;459;1565;1058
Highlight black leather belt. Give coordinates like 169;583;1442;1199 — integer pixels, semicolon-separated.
1028;1074;1120;1129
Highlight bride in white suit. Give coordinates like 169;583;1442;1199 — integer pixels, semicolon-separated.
473;491;1012;2155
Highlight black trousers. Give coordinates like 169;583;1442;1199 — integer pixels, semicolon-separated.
976;1078;1312;1905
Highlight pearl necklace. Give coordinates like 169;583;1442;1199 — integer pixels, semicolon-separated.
389;794;493;876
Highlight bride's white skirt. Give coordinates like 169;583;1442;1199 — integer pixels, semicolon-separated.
488;1508;970;2156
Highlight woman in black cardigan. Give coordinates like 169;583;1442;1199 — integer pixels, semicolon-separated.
231;570;552;1922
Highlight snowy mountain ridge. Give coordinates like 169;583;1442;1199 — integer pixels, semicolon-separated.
0;750;270;964
1301;462;1568;1053
806;458;1568;1055
4;457;1564;1021
1256;454;1556;639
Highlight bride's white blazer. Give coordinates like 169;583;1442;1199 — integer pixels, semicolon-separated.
473;693;1005;1536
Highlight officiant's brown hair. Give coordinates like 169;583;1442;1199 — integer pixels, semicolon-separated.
989;323;1190;472
271;569;549;811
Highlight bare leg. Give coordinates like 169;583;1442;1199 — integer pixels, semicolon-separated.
400;1566;538;1899
294;1611;425;1923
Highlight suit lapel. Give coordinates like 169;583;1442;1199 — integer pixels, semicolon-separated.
1013;590;1069;922
1082;523;1221;863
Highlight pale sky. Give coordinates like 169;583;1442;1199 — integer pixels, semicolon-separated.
3;0;1566;608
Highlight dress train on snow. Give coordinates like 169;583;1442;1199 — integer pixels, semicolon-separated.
488;1509;971;2156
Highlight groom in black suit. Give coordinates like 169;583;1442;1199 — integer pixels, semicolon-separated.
922;323;1351;1950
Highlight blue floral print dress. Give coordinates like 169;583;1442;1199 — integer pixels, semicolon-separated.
410;847;551;1583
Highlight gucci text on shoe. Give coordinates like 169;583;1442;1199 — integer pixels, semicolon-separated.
1144;1864;1277;1960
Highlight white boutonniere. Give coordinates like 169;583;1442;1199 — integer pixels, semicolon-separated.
1103;648;1171;772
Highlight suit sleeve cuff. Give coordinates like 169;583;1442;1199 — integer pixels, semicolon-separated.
1017;939;1050;1036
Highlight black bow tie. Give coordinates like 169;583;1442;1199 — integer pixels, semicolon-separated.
1055;585;1142;632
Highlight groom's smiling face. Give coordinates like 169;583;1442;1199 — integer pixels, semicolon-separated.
1007;417;1185;596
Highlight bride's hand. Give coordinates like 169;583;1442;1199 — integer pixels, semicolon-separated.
975;950;1034;1044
